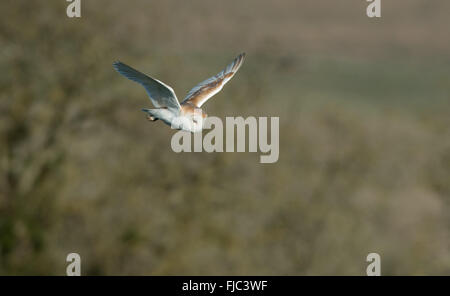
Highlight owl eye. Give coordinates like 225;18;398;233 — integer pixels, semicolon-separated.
192;119;198;124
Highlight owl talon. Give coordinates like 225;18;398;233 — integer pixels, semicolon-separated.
147;115;158;122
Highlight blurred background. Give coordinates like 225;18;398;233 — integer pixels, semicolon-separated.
0;0;449;275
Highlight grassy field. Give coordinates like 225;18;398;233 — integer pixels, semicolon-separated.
0;0;449;275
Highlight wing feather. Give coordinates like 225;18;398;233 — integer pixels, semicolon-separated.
113;61;181;111
182;53;245;107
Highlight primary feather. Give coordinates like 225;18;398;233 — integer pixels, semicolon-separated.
113;61;181;111
182;52;246;107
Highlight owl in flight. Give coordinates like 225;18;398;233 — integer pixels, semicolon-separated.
113;53;246;132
